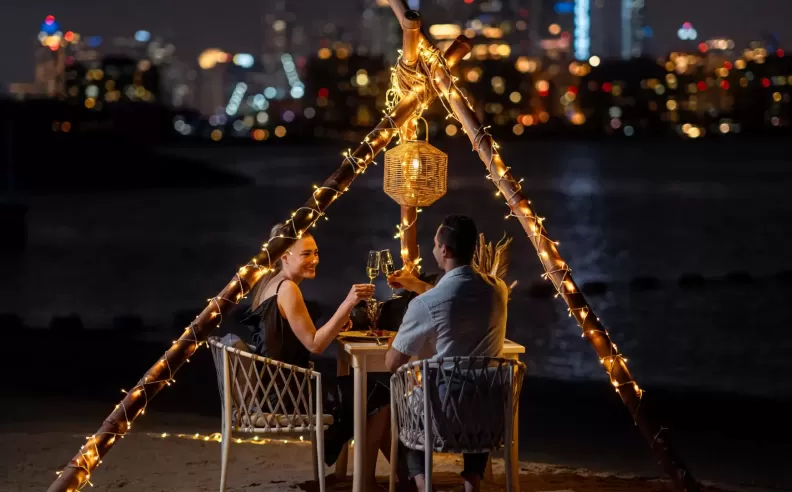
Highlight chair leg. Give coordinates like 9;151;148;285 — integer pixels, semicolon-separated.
311;429;319;484
316;428;327;492
504;441;513;491
220;348;233;492
219;421;231;492
316;375;326;492
424;450;432;492
423;361;432;492
504;384;515;491
389;389;398;492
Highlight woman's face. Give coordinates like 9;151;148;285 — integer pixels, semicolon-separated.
282;235;319;279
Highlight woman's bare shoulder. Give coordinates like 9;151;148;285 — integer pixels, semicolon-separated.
276;279;303;299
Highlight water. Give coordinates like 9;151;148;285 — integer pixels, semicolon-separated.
3;138;791;398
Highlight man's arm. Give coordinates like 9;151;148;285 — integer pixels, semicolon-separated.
385;346;412;373
385;298;433;372
387;270;433;295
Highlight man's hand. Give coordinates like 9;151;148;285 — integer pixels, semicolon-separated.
387;269;432;295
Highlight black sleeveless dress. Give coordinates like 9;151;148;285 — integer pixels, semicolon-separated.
246;279;311;369
240;279;390;466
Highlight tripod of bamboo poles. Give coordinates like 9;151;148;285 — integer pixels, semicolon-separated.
383;0;698;490
48;1;699;489
46;36;471;492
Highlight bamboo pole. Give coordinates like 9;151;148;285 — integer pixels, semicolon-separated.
46;39;472;492
398;9;422;272
430;57;699;492
388;0;430;49
398;10;421;142
399;205;420;272
401;10;422;67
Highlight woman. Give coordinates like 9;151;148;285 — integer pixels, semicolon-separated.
241;227;391;487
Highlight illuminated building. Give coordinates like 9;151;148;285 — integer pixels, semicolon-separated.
198;59;227;117
196;49;284;118
260;0;309;92
61;35;103;103
162;60;197;109
574;0;590;60
588;0;619;59
527;0;574;59
34;15;67;98
108;30;175;68
621;0;648;59
458;0;527;60
303;51;388;134
9;16;94;100
35;45;65;98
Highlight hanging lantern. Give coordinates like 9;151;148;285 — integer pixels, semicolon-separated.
383;119;448;207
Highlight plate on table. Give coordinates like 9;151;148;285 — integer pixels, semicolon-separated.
337;330;396;343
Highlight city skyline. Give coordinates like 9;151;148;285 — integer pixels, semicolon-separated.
2;0;791;88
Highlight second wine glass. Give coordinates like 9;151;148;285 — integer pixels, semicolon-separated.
380;249;401;298
366;250;381;285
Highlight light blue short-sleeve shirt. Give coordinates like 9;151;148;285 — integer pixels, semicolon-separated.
391;265;508;360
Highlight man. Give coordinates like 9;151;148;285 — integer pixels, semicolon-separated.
385;215;509;492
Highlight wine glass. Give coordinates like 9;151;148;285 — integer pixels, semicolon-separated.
380;249;401;299
366;250;380;285
365;250;382;343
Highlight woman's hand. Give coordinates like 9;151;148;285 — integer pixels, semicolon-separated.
343;284;375;310
341;319;353;332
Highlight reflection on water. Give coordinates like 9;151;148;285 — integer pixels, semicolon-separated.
3;139;792;398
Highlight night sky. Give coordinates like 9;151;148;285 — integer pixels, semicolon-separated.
1;0;791;87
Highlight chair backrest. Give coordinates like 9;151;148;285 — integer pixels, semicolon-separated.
391;356;525;453
208;336;319;432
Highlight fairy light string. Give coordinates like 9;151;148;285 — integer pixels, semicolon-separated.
150;432;311;446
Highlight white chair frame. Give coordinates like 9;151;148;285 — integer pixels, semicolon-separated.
209;336;330;492
388;356;526;492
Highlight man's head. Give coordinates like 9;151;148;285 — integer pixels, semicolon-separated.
433;215;478;272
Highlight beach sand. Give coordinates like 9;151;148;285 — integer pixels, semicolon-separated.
1;398;761;492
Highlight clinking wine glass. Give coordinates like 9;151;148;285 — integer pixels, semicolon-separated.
366;250;381;285
364;250;382;343
380;249;401;299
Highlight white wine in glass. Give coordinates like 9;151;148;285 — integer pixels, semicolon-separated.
366;250;381;284
380;249;401;298
381;250;396;276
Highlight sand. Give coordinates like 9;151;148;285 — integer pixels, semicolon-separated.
1;399;758;492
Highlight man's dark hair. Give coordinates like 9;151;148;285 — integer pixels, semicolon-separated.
436;215;478;264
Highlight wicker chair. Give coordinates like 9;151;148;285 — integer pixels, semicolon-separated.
209;336;332;492
388;356;526;492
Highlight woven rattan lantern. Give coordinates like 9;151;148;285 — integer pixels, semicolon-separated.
384;120;448;207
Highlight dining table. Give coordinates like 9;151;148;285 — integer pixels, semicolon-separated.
333;335;526;492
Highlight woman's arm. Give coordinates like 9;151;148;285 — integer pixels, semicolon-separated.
278;281;374;354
